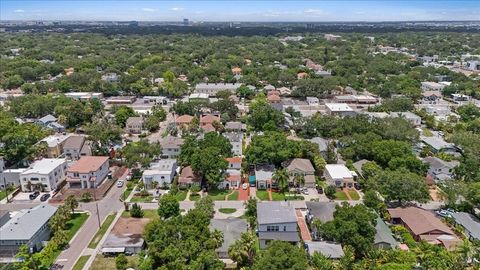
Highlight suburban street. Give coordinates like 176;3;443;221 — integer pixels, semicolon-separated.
53;173;127;270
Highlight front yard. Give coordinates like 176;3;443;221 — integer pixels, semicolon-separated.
90;254;138;270
256;190;270;200
334;190;349;200
207;189;230;200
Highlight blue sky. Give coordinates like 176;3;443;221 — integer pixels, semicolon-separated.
1;1;479;22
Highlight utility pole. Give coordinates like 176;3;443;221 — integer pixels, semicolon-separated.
93;180;101;228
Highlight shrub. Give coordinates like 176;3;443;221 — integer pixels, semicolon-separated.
325;185;336;199
130;203;144;218
81;192;93;202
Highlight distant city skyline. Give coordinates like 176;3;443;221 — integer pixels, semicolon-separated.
1;1;479;22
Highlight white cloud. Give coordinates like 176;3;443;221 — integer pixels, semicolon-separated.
170;7;184;11
142;8;156;12
14;9;25;13
304;9;323;15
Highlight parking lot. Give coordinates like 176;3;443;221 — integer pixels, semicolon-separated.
10;191;53;203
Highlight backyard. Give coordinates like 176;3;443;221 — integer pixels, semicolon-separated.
90;254;138;270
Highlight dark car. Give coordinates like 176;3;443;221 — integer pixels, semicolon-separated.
354;183;361;190
40;193;51;202
29;191;40;200
316;186;324;194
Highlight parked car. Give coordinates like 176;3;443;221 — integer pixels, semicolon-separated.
107;171;113;179
29;191;40;200
242;183;249;190
116;180;124;188
435;209;452;218
302;188;309;195
40;193;51;202
126;173;132;181
354;183;361;190
316;186;323;194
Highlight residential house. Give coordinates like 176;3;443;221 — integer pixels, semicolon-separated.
66;156;109;189
101;73;119;83
231;67;242;75
305;201;337;240
175;115;193;129
37;114;57;127
224;132;243;156
220;157;243;189
283;158;316;188
200;114;220;129
39;133;71;158
277;87;292;96
209;219;248;258
423;156;459;182
420;136;460;156
324;34;341;41
451;93;471;102
225;121;246;132
194;83;242;97
324;164;355;188
178;166;201;188
309;137;328;158
255;164;275;189
47;122;65;133
20;158;67;192
257;201;300;249
325;103;356;117
142;159;177;188
0;205;57;254
0;168;26;189
390;112;422;127
422;91;443;104
450;212;480;242
159;136;184;158
63;135;90;160
388;207;461;250
374;217;398;249
125;117;144;134
264;84;276;92
305;242;344;259
421;82;445;92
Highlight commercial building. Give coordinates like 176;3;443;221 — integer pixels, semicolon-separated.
325;103;356;117
194;83;242;96
20;158;67;192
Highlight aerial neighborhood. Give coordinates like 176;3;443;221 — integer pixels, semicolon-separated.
0;18;480;270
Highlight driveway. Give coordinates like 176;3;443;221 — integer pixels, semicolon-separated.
238;186;249;201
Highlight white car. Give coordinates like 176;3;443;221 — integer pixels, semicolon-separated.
242;183;249;190
116;180;124;188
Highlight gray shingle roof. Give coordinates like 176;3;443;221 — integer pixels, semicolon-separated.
257;201;297;225
306;241;344;259
63;135;85;149
306;202;337;223
209;218;248;254
451;212;480;241
0;205;57;240
374;217;398;248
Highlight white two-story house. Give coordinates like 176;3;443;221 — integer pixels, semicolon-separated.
20;158;67;192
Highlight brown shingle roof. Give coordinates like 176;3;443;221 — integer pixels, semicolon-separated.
176;115;193;124
200;114;220;124
284;158;315;173
388;207;455;237
67;156;109;173
178;166;201;184
63;136;85;149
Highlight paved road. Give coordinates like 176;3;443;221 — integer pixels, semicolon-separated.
54;174;127;270
148;111;174;143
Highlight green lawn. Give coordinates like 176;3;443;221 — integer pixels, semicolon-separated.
66;213;89;240
334;190;348;200
174;190;188;201
88;214;115;249
227;190;239;201
349;189;360;200
207;189;229;200
219;208;237;214
0;188;15;201
271;192;285;201
123;209;158;219
256;190;270;200
72;255;90;270
130;195;153;202
189;193;201;201
422;128;433;137
90;255;138;270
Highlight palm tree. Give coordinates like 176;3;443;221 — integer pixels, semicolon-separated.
210;229;224;249
228;232;257;269
273;168;289;194
64;195;78;215
295;174;305;187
